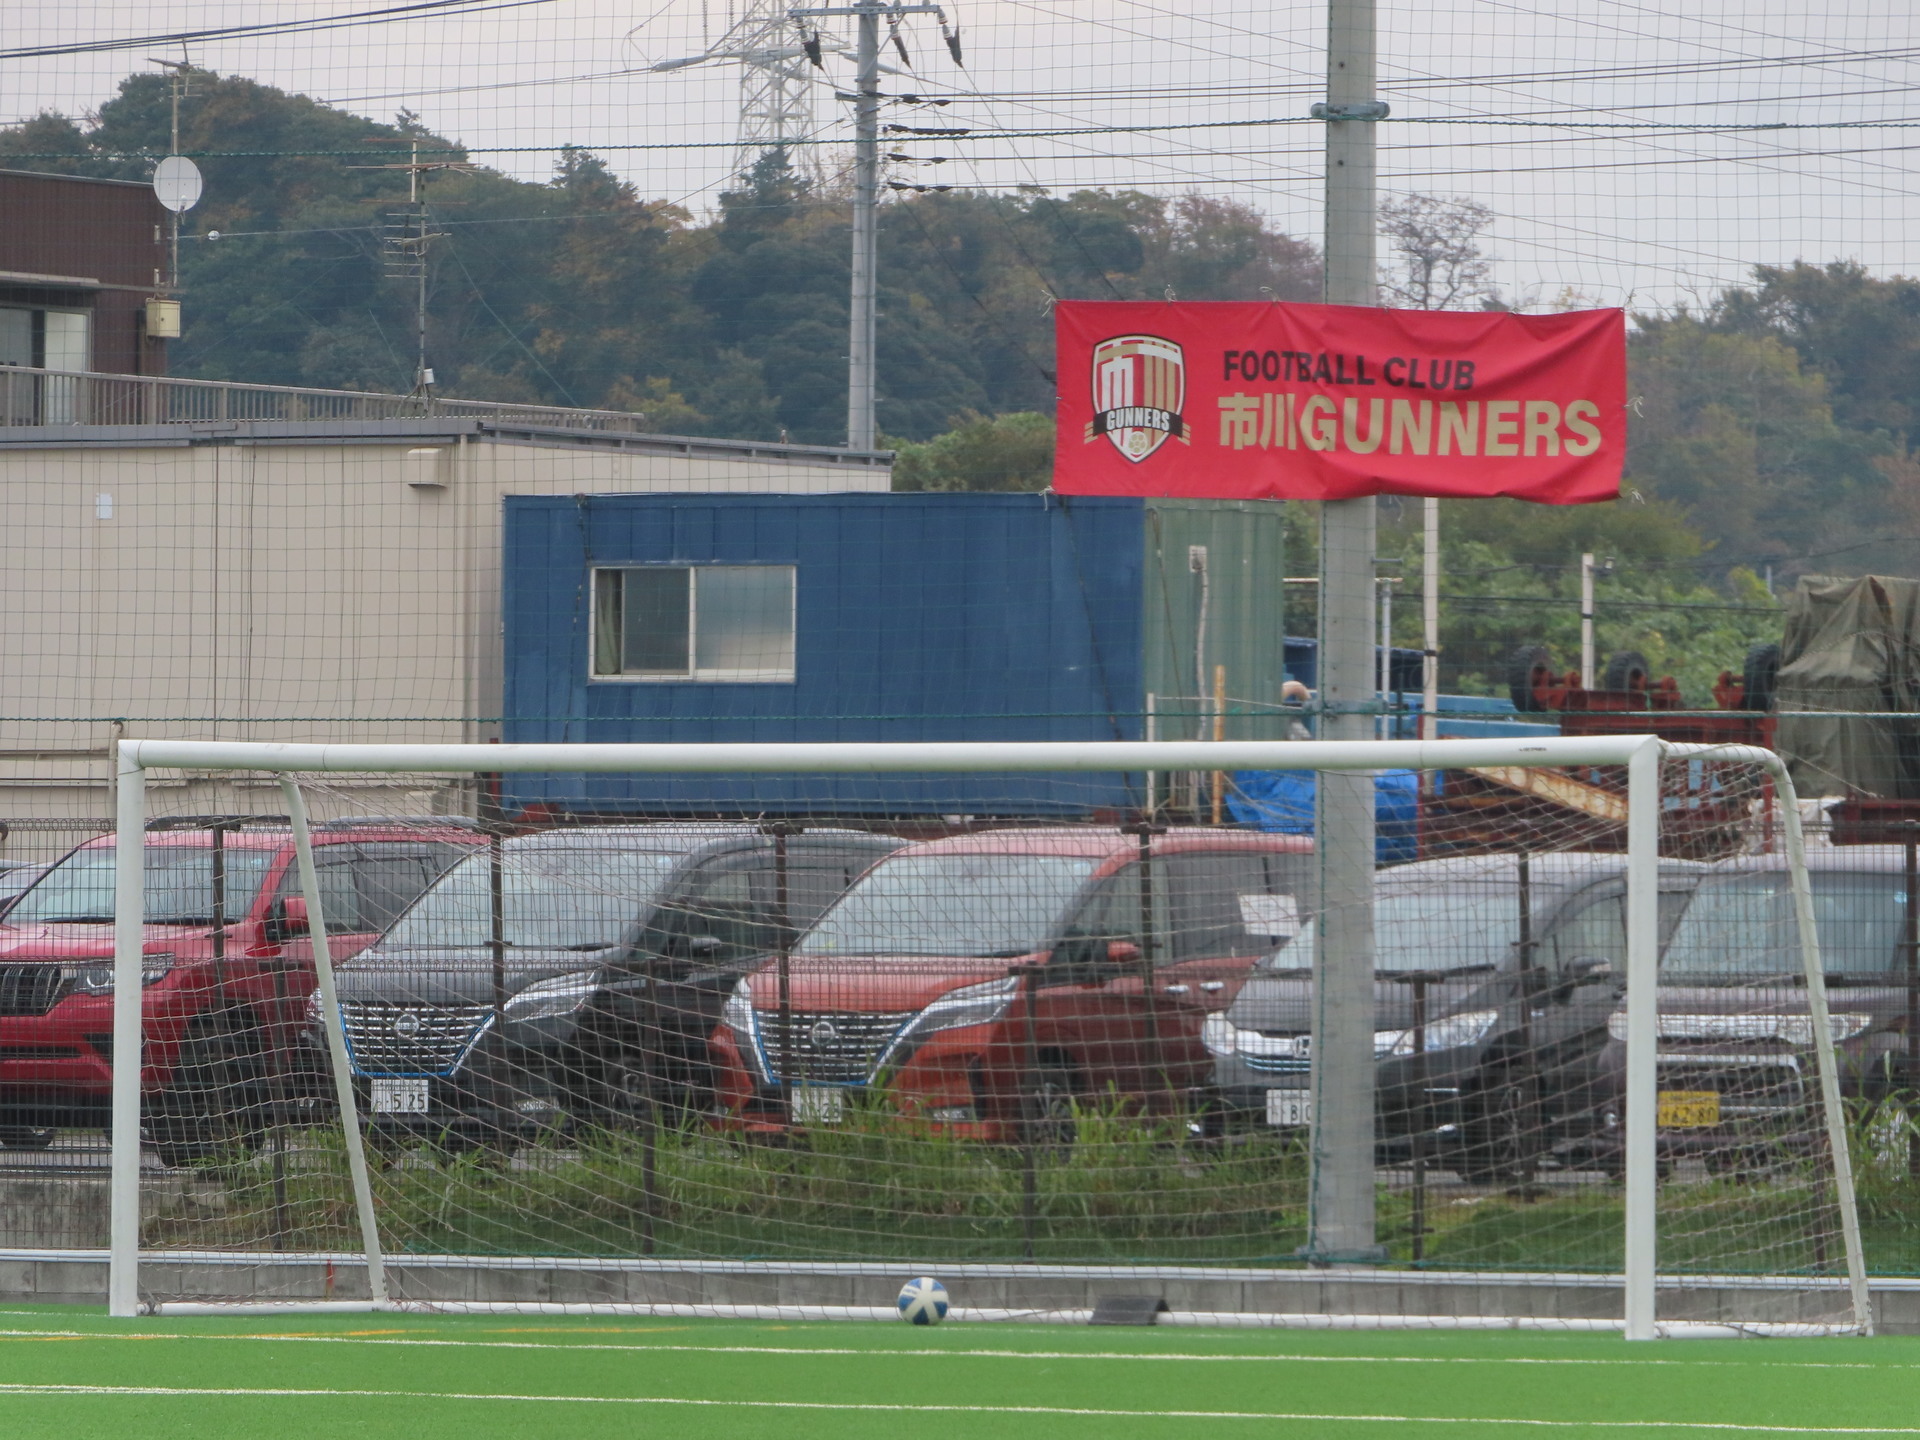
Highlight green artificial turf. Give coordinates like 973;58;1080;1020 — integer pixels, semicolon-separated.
0;1306;1914;1439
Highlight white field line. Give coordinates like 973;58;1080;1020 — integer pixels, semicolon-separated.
0;1382;1914;1432
0;1328;1901;1371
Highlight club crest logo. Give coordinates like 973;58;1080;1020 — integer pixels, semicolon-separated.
1085;334;1188;462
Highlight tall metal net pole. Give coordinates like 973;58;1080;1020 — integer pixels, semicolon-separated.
1306;0;1384;1264
847;1;880;451
107;748;147;1318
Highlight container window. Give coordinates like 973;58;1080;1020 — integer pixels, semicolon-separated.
591;565;794;682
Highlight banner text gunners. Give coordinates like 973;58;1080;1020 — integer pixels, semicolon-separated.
1218;394;1604;457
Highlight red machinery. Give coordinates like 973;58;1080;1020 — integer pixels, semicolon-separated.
1415;647;1777;861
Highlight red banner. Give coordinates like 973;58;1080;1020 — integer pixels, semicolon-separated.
1054;300;1626;504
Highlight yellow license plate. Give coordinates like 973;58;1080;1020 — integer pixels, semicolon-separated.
1657;1090;1721;1128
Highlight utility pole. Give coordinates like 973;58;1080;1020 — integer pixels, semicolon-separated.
1580;551;1597;689
1306;0;1387;1265
148;59;194;291
788;0;950;452
1377;576;1394;740
1422;498;1440;744
410;143;430;394
359;139;468;396
849;2;880;451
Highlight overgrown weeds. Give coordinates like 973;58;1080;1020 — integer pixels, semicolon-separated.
144;1093;1920;1275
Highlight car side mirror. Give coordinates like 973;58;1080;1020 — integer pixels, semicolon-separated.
683;934;723;956
1106;940;1143;964
1046;935;1111;979
263;895;310;945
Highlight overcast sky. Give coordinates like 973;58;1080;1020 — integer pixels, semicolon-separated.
6;0;1917;310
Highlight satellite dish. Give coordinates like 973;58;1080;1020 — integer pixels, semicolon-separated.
153;155;203;214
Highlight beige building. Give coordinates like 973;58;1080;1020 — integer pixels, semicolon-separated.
0;369;888;831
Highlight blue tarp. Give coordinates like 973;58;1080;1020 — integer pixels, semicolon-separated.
1226;768;1423;864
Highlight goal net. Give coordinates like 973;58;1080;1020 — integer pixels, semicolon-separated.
98;737;1872;1337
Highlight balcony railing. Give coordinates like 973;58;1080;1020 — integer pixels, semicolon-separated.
0;366;651;434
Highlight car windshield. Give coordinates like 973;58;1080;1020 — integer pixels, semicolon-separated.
1662;871;1904;981
7;845;278;925
0;867;44;902
798;853;1099;958
383;846;683;950
1262;883;1521;973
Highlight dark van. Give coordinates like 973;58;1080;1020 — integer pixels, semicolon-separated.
331;825;900;1140
1208;852;1702;1182
1596;849;1919;1171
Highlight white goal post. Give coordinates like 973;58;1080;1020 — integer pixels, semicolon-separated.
105;736;1872;1338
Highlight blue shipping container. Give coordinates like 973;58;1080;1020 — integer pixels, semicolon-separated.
502;493;1149;815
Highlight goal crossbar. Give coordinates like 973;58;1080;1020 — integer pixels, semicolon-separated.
123;736;1692;774
106;735;1871;1338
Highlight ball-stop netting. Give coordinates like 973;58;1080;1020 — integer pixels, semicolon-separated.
95;739;1871;1335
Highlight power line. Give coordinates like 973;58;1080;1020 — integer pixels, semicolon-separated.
0;0;554;61
15;111;1920;168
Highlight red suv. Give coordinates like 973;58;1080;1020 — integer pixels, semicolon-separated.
0;816;481;1162
709;828;1313;1139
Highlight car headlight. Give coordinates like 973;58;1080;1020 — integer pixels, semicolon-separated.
872;976;1023;1072
1202;1011;1238;1057
1374;1009;1500;1057
501;969;601;1024
723;977;759;1039
1827;1012;1874;1043
1202;1012;1310;1059
901;976;1021;1037
59;953;174;997
1609;1012;1875;1045
721;978;767;1080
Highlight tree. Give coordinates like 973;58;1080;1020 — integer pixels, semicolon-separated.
1376;495;1782;702
1377;193;1499;310
889;411;1053;491
1142;194;1320;303
0;72;1320;447
1710;261;1920;437
1626;316;1887;568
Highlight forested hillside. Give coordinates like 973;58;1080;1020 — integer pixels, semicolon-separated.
7;68;1920;616
0;70;1315;444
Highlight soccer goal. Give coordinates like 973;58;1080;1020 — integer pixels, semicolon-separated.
100;736;1872;1338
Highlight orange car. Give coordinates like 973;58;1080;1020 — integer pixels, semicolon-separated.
709;827;1312;1140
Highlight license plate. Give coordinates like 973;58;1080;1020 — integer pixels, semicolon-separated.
791;1085;845;1125
1265;1089;1313;1127
370;1077;430;1115
1657;1090;1720;1128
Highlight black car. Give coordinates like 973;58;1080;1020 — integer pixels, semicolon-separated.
1205;852;1701;1182
328;824;901;1141
1595;848;1920;1173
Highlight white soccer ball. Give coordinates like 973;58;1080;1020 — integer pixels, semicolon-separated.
897;1276;950;1325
